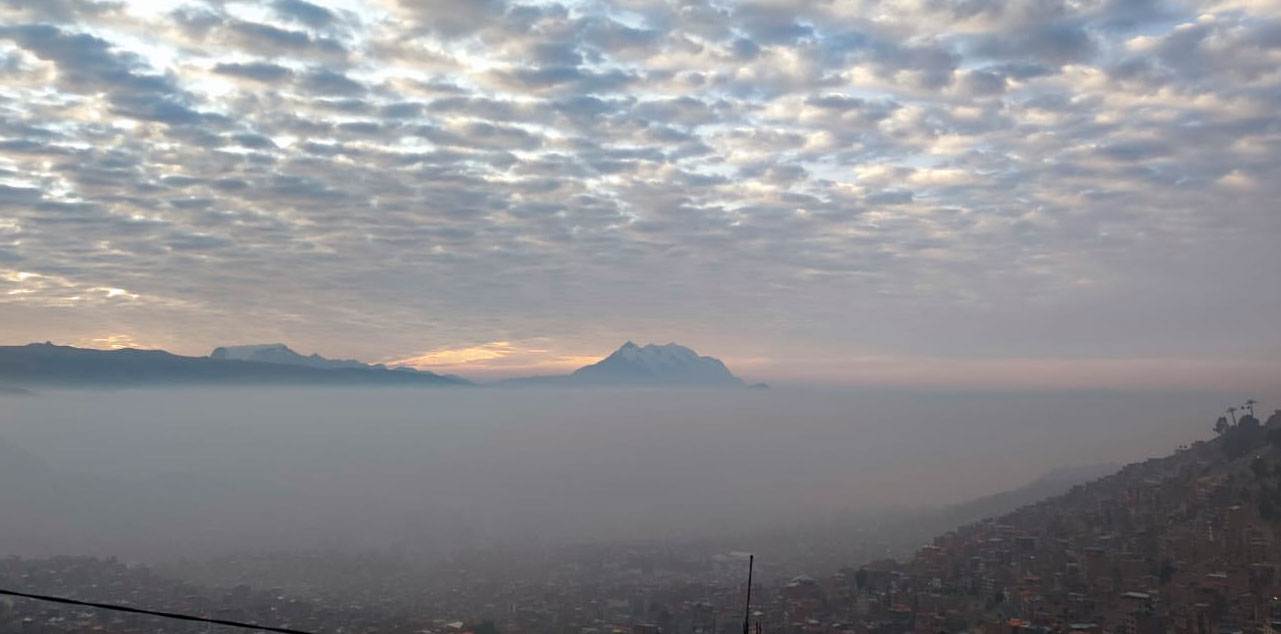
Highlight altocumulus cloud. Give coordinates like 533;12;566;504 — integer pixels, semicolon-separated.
0;0;1278;387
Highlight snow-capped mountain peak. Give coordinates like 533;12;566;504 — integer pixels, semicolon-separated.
569;342;742;386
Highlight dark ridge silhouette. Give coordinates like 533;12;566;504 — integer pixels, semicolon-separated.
0;343;469;388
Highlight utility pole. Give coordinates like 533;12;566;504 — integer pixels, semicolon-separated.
742;555;754;634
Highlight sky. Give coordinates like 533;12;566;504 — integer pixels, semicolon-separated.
0;0;1279;387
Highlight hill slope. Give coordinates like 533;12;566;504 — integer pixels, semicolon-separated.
839;409;1281;634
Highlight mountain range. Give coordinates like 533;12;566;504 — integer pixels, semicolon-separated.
0;342;467;388
0;341;744;389
210;343;397;372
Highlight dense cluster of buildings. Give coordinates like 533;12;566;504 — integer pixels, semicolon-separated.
0;555;417;634
0;549;772;634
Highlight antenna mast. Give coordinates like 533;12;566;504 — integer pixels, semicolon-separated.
742;555;754;634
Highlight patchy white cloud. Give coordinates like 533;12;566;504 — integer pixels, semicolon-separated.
0;0;1278;386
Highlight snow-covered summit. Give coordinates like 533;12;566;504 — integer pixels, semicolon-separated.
569;341;742;386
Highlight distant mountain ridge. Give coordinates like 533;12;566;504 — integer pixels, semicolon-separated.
0;343;467;388
502;341;744;387
0;341;744;389
211;343;394;372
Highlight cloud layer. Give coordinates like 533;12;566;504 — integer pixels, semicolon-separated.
1;0;1279;385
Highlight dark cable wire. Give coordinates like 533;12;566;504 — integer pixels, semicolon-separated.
0;587;314;634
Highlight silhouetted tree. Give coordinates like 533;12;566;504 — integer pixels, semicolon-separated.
1228;407;1239;425
854;568;868;593
1215;416;1231;435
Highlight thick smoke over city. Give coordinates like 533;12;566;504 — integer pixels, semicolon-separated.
0;387;1235;562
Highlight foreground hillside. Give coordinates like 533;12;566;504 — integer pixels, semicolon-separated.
784;409;1281;634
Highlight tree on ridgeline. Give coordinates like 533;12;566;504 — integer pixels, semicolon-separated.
1222;412;1265;459
1215;416;1231;435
